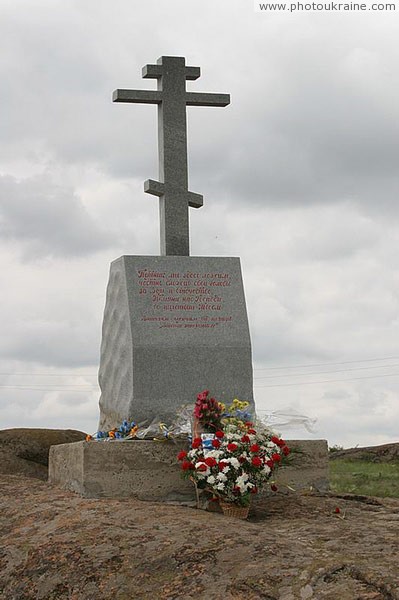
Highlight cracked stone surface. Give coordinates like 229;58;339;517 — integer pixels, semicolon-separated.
0;474;398;599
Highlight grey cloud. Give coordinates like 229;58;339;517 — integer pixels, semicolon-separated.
0;175;113;258
0;319;100;369
0;387;98;433
188;42;399;217
286;203;381;261
1;3;398;224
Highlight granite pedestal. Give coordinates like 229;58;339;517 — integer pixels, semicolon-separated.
98;255;255;431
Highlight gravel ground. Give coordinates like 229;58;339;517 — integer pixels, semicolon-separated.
1;474;398;600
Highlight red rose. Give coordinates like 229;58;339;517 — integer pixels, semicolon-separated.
251;456;262;467
245;421;254;428
250;444;260;453
197;463;208;472
182;461;194;471
266;459;274;468
191;438;202;449
177;450;187;461
247;428;256;435
272;453;282;462
218;461;228;471
283;446;290;456
278;439;286;448
212;439;221;448
227;442;238;452
197;390;209;401
250;485;258;494
270;484;278;492
232;486;241;495
215;430;224;439
239;456;246;463
241;435;250;443
271;436;280;445
205;457;217;467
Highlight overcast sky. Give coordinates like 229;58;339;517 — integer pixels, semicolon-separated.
0;0;398;447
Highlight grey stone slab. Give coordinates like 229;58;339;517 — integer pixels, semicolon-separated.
48;438;84;495
49;440;195;502
48;439;329;500
113;55;230;256
269;439;330;493
98;255;254;431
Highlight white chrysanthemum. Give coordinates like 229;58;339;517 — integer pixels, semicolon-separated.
235;473;251;492
222;466;230;474
236;481;249;492
217;472;227;482
207;475;216;485
205;450;222;459
236;473;249;487
229;458;240;469
267;442;278;449
216;482;225;490
224;432;240;442
262;465;271;475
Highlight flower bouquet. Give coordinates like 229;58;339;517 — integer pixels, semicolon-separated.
178;397;290;518
193;390;223;436
221;398;253;428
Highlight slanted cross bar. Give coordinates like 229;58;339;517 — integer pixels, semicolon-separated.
113;56;230;256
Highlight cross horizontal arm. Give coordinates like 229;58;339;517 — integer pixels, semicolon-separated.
144;179;164;197
144;179;203;208
186;92;230;107
112;89;162;104
143;63;201;81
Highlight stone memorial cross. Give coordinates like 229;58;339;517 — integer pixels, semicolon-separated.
113;55;230;256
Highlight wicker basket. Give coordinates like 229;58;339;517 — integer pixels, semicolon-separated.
219;500;250;520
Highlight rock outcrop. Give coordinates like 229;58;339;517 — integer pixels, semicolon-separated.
0;428;86;480
1;473;398;599
330;442;399;463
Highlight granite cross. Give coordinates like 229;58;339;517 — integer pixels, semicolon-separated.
113;56;230;256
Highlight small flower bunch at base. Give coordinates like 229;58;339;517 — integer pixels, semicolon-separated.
178;421;290;507
86;420;138;441
221;398;253;429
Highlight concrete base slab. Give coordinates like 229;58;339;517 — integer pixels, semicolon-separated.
49;439;329;501
272;439;329;494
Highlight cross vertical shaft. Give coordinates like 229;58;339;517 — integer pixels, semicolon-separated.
113;56;230;256
157;57;190;256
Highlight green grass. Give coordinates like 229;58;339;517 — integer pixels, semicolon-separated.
329;459;399;498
